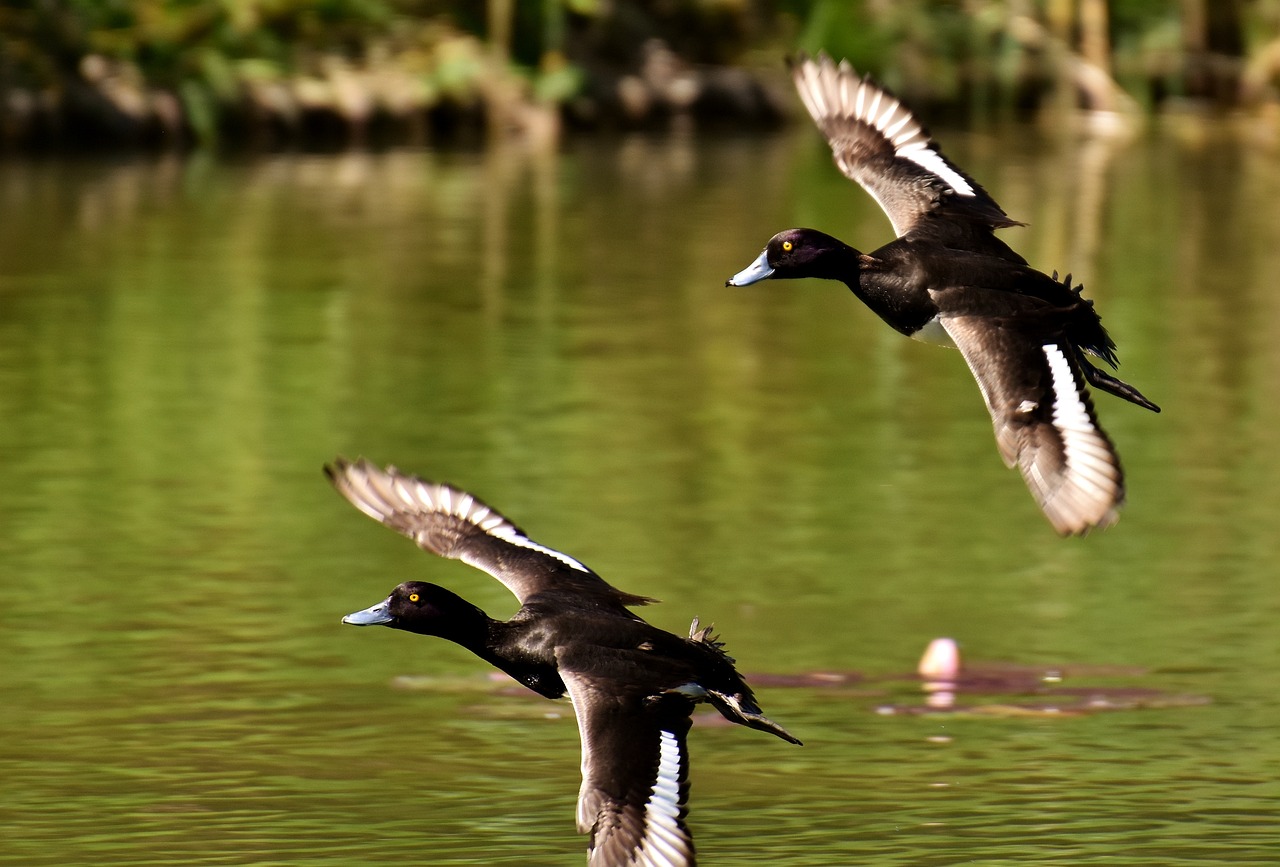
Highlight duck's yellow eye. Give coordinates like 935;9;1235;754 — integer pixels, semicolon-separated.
782;240;793;252
408;593;420;603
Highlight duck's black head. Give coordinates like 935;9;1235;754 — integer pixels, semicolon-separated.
342;581;487;638
726;228;860;286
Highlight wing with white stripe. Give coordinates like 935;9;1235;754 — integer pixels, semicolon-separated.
936;316;1125;535
326;458;649;606
790;53;1016;237
563;669;696;867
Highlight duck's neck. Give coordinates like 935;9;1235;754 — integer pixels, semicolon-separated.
820;242;865;285
816;244;889;312
828;244;934;337
408;607;565;700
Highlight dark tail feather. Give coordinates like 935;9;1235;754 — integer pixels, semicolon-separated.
1080;358;1161;412
706;691;803;745
689;618;803;745
735;709;803;746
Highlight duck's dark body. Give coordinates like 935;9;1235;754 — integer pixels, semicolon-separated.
462;594;782;721
480;614;567;698
330;458;799;867
841;237;1095;341
729;54;1159;535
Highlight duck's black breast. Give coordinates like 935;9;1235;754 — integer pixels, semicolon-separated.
483;616;569;698
855;263;944;336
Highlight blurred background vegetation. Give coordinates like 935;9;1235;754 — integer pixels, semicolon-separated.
2;0;1280;149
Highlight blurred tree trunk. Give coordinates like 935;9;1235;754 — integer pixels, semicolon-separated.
1058;0;1133;114
1078;0;1110;75
489;0;512;63
1182;0;1244;103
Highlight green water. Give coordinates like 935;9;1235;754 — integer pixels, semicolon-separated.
1;123;1278;865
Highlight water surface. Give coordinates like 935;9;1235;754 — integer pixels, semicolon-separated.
2;123;1279;864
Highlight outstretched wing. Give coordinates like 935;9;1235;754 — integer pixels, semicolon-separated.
326;458;650;607
563;667;696;867
790;53;1016;238
936;314;1125;535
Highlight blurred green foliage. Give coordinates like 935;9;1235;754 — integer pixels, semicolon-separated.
2;1;1279;147
0;1;648;145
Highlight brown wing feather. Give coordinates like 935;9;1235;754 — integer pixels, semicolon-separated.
937;316;1124;535
789;53;1017;237
562;668;696;867
326;458;652;606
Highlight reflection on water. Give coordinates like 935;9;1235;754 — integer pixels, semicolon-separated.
2;122;1279;864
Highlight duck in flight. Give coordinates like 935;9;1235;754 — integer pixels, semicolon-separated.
329;458;800;867
727;54;1159;536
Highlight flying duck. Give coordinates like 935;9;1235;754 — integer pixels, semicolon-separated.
329;458;800;867
727;53;1159;536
